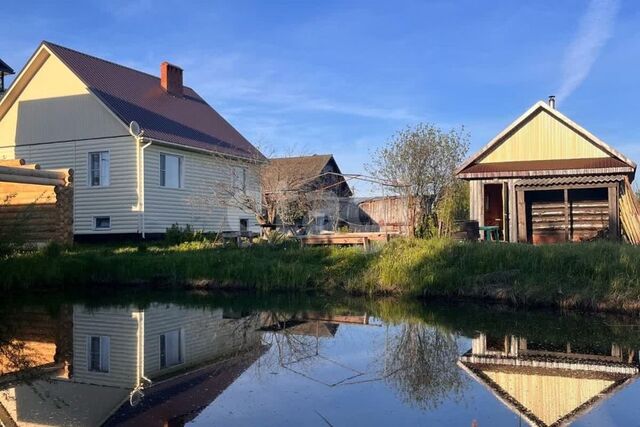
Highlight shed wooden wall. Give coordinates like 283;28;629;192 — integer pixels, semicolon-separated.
358;197;414;233
469;179;518;242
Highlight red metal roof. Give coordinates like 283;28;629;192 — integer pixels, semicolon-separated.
44;42;264;160
459;158;633;176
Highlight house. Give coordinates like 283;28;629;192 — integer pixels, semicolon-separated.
456;97;637;243
261;154;353;232
0;42;264;238
0;58;14;94
459;332;639;426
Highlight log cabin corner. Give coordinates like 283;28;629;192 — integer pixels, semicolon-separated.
456;97;637;244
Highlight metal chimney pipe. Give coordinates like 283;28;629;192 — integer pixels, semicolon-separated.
548;95;556;109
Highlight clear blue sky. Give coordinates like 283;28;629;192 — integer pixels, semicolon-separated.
2;0;639;195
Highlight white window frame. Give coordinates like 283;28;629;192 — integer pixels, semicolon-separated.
232;166;247;193
93;216;111;230
87;335;110;373
88;151;110;187
160;329;184;369
160;153;184;189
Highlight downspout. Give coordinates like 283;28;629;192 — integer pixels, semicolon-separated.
131;311;151;406
130;121;152;239
139;141;152;238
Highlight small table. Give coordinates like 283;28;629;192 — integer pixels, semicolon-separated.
479;225;500;241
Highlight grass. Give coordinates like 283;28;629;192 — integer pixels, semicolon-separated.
3;238;640;312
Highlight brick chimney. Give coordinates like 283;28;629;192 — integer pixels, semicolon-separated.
160;62;183;96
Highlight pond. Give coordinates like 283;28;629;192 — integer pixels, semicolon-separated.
0;292;639;426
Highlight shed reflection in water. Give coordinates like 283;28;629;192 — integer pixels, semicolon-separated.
0;299;638;427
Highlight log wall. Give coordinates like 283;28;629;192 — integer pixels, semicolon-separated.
0;163;73;246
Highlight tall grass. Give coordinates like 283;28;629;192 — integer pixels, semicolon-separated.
3;238;640;311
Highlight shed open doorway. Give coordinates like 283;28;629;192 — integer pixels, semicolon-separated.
484;183;508;240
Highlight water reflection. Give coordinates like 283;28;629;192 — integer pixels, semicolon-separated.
0;304;262;426
459;332;639;426
0;298;638;426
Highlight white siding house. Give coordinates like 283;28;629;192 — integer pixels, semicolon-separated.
0;41;264;237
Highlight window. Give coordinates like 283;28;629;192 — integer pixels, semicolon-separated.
94;216;111;230
239;218;248;232
88;336;110;372
160;329;183;368
232;166;246;193
89;151;110;187
160;153;183;188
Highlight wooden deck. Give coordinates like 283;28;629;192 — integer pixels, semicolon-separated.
297;232;400;249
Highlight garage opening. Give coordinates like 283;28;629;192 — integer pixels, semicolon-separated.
525;187;609;244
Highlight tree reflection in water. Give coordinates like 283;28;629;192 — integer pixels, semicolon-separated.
381;323;466;409
258;311;466;410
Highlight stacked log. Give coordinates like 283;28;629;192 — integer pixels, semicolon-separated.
0;159;74;246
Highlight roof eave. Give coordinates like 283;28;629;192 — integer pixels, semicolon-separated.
142;137;267;163
457;166;636;180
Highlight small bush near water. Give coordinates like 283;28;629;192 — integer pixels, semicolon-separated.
2;238;640;312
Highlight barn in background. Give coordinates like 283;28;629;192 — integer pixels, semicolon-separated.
456;98;637;244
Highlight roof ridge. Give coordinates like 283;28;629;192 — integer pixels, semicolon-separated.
272;154;333;160
42;40;194;91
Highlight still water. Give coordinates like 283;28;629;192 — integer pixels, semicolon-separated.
0;292;639;427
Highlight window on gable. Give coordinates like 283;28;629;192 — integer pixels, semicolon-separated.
89;152;110;187
160;153;183;188
88;336;110;373
160;329;183;368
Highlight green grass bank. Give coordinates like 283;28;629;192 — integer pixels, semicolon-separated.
3;238;640;312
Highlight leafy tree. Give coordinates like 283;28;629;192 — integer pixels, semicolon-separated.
367;123;469;236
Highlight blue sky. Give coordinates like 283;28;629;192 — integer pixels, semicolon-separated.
2;0;639;195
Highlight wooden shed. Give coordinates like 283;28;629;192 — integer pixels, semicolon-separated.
456;99;637;243
0;158;73;246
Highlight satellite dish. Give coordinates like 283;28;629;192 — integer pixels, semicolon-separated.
129;121;143;137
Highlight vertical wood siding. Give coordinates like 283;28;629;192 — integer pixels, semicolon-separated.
479;110;608;163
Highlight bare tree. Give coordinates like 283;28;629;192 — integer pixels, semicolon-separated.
367;123;469;236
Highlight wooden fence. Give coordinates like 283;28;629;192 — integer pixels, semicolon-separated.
0;159;73;246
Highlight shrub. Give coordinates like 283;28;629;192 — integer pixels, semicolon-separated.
164;224;207;245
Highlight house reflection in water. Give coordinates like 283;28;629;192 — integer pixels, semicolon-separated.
0;304;263;427
459;332;640;427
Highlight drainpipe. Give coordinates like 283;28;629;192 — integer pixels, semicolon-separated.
131;311;151;406
130;121;152;239
140;141;152;238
